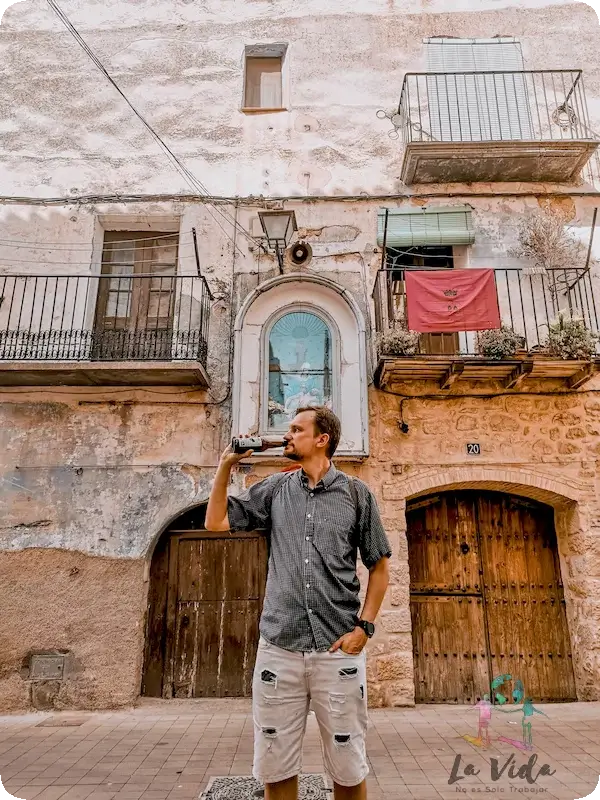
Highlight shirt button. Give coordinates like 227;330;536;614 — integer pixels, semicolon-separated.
305;558;309;563
308;609;313;613
306;536;310;541
310;493;314;497
307;514;311;519
306;583;310;589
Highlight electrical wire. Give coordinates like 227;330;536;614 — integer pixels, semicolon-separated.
43;0;242;247
0;253;527;266
44;0;257;257
4;187;600;207
0;231;193;248
0;250;206;265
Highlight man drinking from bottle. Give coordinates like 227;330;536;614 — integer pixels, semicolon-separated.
205;406;391;800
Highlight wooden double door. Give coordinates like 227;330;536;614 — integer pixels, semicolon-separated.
143;530;267;699
407;491;576;704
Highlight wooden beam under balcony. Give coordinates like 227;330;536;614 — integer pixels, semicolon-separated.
504;360;534;389
568;363;597;389
375;355;600;393
0;361;210;387
439;361;465;389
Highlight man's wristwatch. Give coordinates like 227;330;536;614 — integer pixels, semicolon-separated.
356;619;375;638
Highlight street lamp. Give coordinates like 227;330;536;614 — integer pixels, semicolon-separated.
258;210;298;273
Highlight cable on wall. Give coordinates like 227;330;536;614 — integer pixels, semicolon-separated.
44;0;258;257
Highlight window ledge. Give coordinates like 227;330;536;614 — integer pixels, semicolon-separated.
241;107;288;114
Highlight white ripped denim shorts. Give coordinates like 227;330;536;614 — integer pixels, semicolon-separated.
252;636;369;787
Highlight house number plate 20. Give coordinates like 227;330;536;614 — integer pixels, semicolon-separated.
466;443;481;455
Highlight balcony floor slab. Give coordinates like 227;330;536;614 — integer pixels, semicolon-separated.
401;139;599;184
0;360;210;387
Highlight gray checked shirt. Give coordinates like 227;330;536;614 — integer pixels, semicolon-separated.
227;464;392;652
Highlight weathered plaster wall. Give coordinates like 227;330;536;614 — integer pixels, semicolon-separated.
1;0;600;712
0;386;238;710
0;548;146;711
0;391;228;556
0;1;599;197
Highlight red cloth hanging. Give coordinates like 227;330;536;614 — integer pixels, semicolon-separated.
405;268;501;333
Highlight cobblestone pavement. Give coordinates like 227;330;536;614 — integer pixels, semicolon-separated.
1;700;599;800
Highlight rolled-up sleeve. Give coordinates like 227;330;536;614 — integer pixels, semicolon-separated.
355;481;392;569
227;474;281;532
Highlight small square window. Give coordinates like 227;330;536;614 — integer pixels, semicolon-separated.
243;44;287;110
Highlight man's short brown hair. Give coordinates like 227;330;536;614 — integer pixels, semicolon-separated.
296;406;341;458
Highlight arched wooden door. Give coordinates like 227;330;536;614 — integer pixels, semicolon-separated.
407;490;576;704
142;505;267;698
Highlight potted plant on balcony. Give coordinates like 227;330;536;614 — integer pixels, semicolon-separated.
545;311;598;360
477;325;524;359
377;320;421;357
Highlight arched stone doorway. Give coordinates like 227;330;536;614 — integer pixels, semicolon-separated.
141;504;267;699
406;489;576;704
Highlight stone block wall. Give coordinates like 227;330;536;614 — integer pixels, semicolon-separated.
363;383;600;705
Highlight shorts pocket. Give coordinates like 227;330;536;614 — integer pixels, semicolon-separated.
331;648;364;658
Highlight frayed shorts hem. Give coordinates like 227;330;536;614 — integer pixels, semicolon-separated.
252;767;303;785
327;767;370;787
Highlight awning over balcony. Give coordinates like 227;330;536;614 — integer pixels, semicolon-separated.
377;206;475;248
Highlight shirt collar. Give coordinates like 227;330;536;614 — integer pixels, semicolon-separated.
298;463;338;490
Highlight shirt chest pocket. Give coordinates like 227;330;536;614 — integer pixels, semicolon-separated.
313;513;355;561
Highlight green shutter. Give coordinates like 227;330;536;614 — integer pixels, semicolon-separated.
377;206;475;248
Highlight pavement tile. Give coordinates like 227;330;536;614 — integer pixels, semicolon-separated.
0;702;598;800
13;787;49;800
33;789;71;800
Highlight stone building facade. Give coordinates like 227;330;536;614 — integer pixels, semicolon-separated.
1;0;600;710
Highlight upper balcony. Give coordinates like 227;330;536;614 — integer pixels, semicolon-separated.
398;69;599;184
0;273;211;387
373;264;600;393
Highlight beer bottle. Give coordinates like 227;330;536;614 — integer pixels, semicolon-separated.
231;436;286;453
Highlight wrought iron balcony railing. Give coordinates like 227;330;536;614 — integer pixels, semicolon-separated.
396;69;600;184
399;69;596;145
373;266;600;356
0;273;212;366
